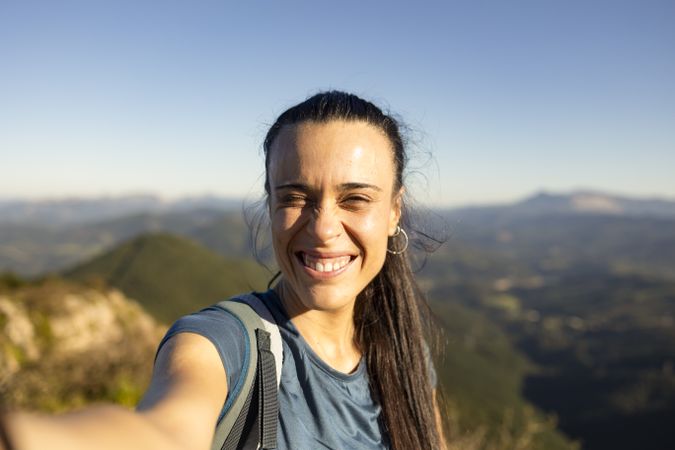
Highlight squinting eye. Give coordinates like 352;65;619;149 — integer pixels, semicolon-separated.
342;196;371;207
345;196;368;202
280;194;307;207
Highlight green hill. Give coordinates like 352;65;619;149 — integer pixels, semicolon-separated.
0;209;252;277
63;233;270;324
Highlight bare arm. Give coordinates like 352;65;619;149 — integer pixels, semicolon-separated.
3;333;227;450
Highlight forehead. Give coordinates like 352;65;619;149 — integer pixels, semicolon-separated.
268;120;396;189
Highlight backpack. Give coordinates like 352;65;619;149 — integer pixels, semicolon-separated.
209;294;283;450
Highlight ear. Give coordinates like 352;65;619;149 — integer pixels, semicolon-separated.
388;187;404;236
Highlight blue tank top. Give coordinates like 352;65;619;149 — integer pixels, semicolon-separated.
158;289;394;449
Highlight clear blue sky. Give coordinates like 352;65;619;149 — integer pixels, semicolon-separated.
1;0;673;206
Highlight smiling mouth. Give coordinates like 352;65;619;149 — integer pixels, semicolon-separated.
297;252;356;273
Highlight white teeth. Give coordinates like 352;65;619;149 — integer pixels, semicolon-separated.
301;253;351;273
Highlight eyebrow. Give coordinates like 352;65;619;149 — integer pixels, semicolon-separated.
275;182;382;192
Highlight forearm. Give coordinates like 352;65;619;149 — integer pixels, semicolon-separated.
3;405;188;450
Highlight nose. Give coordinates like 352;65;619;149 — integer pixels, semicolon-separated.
306;205;342;243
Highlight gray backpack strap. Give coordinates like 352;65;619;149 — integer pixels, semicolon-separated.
235;294;283;387
235;294;282;449
210;301;262;450
210;294;282;450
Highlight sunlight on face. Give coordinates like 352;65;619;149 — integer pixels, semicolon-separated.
267;120;402;313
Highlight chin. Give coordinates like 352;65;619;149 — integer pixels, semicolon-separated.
300;285;360;312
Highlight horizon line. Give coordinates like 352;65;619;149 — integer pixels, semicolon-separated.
2;187;675;209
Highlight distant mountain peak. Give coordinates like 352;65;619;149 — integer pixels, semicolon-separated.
569;192;623;213
515;190;675;217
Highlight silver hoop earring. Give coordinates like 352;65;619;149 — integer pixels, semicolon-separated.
387;226;409;255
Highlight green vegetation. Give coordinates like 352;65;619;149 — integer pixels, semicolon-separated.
423;212;675;449
431;301;577;449
64;232;269;324
0;271;26;290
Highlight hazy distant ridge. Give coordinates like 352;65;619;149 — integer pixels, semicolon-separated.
3;190;674;228
443;190;675;222
513;191;675;217
0;194;243;226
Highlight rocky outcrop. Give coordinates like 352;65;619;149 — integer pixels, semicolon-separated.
0;278;166;411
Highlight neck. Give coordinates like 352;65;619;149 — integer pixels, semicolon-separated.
275;282;361;374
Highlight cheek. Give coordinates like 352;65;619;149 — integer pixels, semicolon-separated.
359;215;387;235
271;208;302;244
358;214;391;253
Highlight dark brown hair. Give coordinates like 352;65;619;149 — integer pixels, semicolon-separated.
259;91;442;449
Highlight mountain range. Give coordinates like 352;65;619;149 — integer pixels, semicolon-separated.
0;194;244;226
446;190;675;219
2;190;674;278
1;190;674;228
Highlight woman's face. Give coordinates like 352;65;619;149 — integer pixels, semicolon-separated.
268;120;402;313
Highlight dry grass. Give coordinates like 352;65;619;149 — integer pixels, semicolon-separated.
443;400;580;450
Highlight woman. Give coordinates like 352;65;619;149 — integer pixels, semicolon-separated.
2;91;445;449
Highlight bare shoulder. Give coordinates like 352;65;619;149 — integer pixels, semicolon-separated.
136;332;228;450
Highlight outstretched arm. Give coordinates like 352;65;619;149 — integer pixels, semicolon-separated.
2;332;227;450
